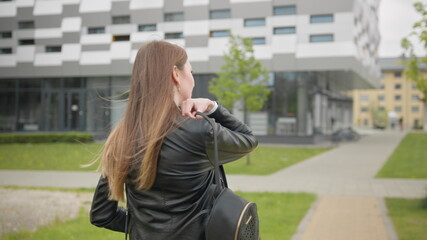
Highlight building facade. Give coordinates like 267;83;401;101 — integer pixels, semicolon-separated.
0;0;380;142
352;58;425;130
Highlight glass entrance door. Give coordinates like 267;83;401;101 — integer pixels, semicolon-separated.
42;90;85;131
65;91;85;131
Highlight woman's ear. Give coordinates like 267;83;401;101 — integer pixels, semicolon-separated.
171;65;180;85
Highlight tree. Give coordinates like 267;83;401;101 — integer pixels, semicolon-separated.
401;1;427;130
209;35;270;124
209;35;270;164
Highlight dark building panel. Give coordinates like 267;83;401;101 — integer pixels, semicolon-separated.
80;64;111;76
298;0;353;14
112;1;130;16
63;32;80;44
81;44;110;51
164;0;184;12
36;38;62;46
63;4;79;17
34;15;61;28
232;2;271;18
62;61;81;77
34;66;62;77
272;54;297;71
0;18;16;31
81;12;111;27
16;62;36;77
185;35;208;47
191;61;209;73
111;60;132;76
209;0;231;10
17;7;34;20
131;9;162;24
184;5;209;20
0;67;17;78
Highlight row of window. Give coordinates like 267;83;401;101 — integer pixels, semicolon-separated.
361;106;421;113
360;94;420;101
0;29;335;54
1;9;333;37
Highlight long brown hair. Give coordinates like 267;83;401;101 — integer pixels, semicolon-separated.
101;41;188;201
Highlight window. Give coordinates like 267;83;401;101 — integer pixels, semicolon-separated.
244;18;266;27
210;9;231;19
251;37;266;45
310;34;333;43
394;106;402;112
363;119;369;126
112;15;130;24
165;32;184;39
310;14;334;23
113;35;130;41
210;30;230;38
395;83;401;89
378;106;385;112
19;39;34;45
360;95;369;101
88;27;105;34
394;95;401;101
412;106;419;112
0;31;12;39
18;21;35;29
414;119;420;127
273;5;296;15
361;107;368;112
412;95;419;101
164;12;184;22
378;95;385;101
45;46;61;52
380;84;384;89
0;48;12;54
138;24;156;32
412;83;417;89
273;27;296;35
394;72;402;78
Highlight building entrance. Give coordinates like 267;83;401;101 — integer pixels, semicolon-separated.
41;90;86;131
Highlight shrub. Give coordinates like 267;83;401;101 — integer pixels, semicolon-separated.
0;132;94;144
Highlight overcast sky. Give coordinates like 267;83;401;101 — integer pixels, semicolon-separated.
378;0;426;57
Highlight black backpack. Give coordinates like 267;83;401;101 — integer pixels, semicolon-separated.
198;112;260;240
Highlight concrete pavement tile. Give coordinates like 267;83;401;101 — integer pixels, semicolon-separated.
297;196;389;240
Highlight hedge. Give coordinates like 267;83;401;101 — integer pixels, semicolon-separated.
0;132;94;144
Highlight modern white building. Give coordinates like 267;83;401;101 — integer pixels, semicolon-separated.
0;0;381;143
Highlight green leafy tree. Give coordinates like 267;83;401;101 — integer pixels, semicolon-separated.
370;104;388;129
209;35;270;125
209;35;270;165
401;1;427;129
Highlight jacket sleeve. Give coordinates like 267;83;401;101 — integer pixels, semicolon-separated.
205;103;258;165
90;176;127;233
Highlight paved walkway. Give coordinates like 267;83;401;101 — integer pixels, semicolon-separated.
228;131;427;198
1;131;426;240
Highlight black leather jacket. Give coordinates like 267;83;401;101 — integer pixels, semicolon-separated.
90;104;258;240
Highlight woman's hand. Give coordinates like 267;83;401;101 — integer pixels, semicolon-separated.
180;98;216;118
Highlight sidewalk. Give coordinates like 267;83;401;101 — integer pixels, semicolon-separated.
228;131;427;198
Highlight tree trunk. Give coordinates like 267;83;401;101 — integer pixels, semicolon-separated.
243;102;251;165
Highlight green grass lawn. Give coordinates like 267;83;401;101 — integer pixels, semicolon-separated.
0;143;102;171
1;192;316;240
226;146;330;175
386;198;427;240
376;133;427;179
0;143;329;175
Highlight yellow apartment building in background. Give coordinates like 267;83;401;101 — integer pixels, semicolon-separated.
353;58;425;130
